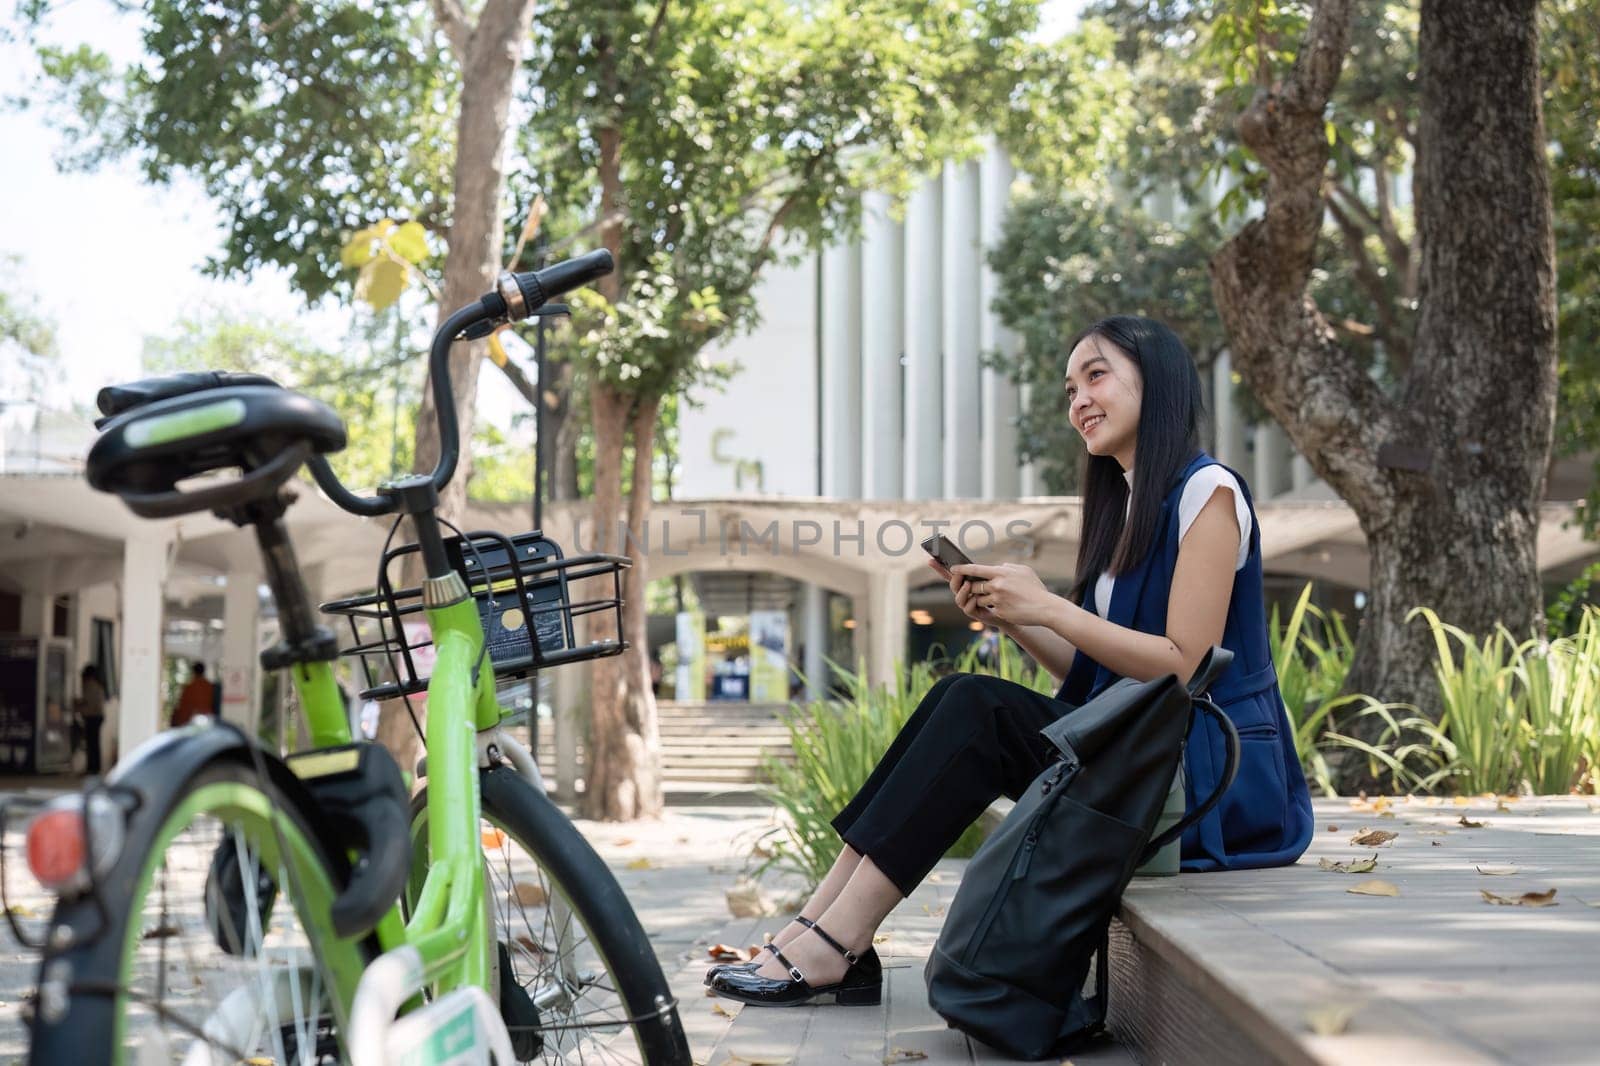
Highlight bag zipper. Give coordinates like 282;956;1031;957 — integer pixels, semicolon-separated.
1013;756;1075;880
959;756;1080;963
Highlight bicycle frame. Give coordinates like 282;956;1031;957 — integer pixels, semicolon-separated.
286;592;505;999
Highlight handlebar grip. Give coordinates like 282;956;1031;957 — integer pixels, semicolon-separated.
510;249;614;319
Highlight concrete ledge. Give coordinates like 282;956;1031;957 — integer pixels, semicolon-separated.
1108;796;1600;1065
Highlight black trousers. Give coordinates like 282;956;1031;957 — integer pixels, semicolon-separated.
831;673;1074;896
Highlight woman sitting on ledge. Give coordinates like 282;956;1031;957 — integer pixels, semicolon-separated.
708;315;1314;1008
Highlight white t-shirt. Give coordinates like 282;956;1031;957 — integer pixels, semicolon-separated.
1093;466;1252;617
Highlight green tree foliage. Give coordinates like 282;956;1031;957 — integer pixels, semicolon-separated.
993;2;1599;518
0;256;60;405
141;311;419;492
21;2;455;302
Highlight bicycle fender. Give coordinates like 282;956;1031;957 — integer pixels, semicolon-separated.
285;743;412;940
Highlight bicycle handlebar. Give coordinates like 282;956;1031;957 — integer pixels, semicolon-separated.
308;249;615;517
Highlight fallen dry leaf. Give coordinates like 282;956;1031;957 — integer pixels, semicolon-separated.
711;1002;737;1018
1305;1003;1358;1036
677;836;691;845
1347;879;1400;897
750;840;775;860
726;879;775;919
1431;841;1443;847
1379;811;1397;819
1481;888;1557;907
1326;824;1339;832
481;828;507;850
1424;797;1443;807
1349;829;1398;847
1496;801;1513;812
142;923;180;940
872;933;892;945
1318;854;1379;874
613;838;634;847
1458;816;1487;829
921;904;946;918
1474;865;1519;876
883;1051;929;1064
1416;829;1449;836
1453;796;1471;806
515;935;547;958
707;944;748;962
1371;796;1392;813
725;1053;791;1065
511;881;547;907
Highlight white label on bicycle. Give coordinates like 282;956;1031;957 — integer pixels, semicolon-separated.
388;991;492;1066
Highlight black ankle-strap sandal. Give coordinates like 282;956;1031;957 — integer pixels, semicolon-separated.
703;915;816;985
709;920;882;1008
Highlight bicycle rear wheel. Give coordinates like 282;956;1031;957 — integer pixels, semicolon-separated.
409;765;691;1065
29;757;374;1065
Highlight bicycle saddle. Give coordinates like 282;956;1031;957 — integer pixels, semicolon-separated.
95;370;285;425
86;382;346;518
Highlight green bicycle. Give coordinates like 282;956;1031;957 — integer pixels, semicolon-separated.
16;250;692;1064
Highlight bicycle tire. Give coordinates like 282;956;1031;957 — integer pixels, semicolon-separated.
409;765;691;1065
29;757;376;1065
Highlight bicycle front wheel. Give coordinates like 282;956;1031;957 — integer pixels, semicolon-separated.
29;756;375;1065
409;765;691;1065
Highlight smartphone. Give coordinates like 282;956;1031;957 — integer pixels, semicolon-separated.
920;533;973;577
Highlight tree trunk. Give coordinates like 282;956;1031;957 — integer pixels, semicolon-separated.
381;0;536;778
581;382;664;819
1208;0;1557;736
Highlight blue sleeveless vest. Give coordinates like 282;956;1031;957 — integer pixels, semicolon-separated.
1056;451;1314;871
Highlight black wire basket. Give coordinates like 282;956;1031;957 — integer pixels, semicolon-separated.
322;529;630;702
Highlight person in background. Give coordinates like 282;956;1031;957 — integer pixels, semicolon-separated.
77;664;108;775
172;661;215;728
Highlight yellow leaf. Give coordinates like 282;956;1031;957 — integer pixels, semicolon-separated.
1474;865;1518;876
339;235;375;268
481;827;507;850
1453;796;1471;806
626;857;654;870
1480;888;1557;907
711;1001;737;1018
357;257;409;311
1318;854;1378;874
872;933;891;945
390;220;430;263
1305;1003;1357;1036
1347;879;1400;897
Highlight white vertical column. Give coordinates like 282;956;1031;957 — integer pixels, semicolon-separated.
1292;452;1314;492
865;569;908;690
802;582;828;701
219;570;261;731
820;238;863;496
1018;382;1040;496
1253;422;1293;500
860;191;904;499
942;160;981;498
1212;351;1250;470
118;533;170;761
903;178;943;499
553;629;588;800
979;145;1020;500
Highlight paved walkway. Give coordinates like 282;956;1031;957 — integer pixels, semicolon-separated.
2;791;1597;1063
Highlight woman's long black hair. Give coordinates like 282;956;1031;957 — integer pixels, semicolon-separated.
1067;316;1205;607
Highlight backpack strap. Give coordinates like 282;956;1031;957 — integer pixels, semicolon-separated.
1139;695;1240;861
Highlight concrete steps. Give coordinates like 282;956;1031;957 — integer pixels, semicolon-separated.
525;700;795;797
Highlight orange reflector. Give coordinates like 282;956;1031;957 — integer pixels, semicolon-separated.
27;808;86;890
482;828;507;850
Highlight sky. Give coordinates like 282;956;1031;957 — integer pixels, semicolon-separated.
0;0;1085;422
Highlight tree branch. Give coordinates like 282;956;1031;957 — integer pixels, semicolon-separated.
1209;0;1398;514
428;0;470;61
1325;194;1407;359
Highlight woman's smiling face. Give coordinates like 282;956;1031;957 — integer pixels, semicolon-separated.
1064;334;1144;469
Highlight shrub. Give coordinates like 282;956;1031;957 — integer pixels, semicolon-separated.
759;639;1053;890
